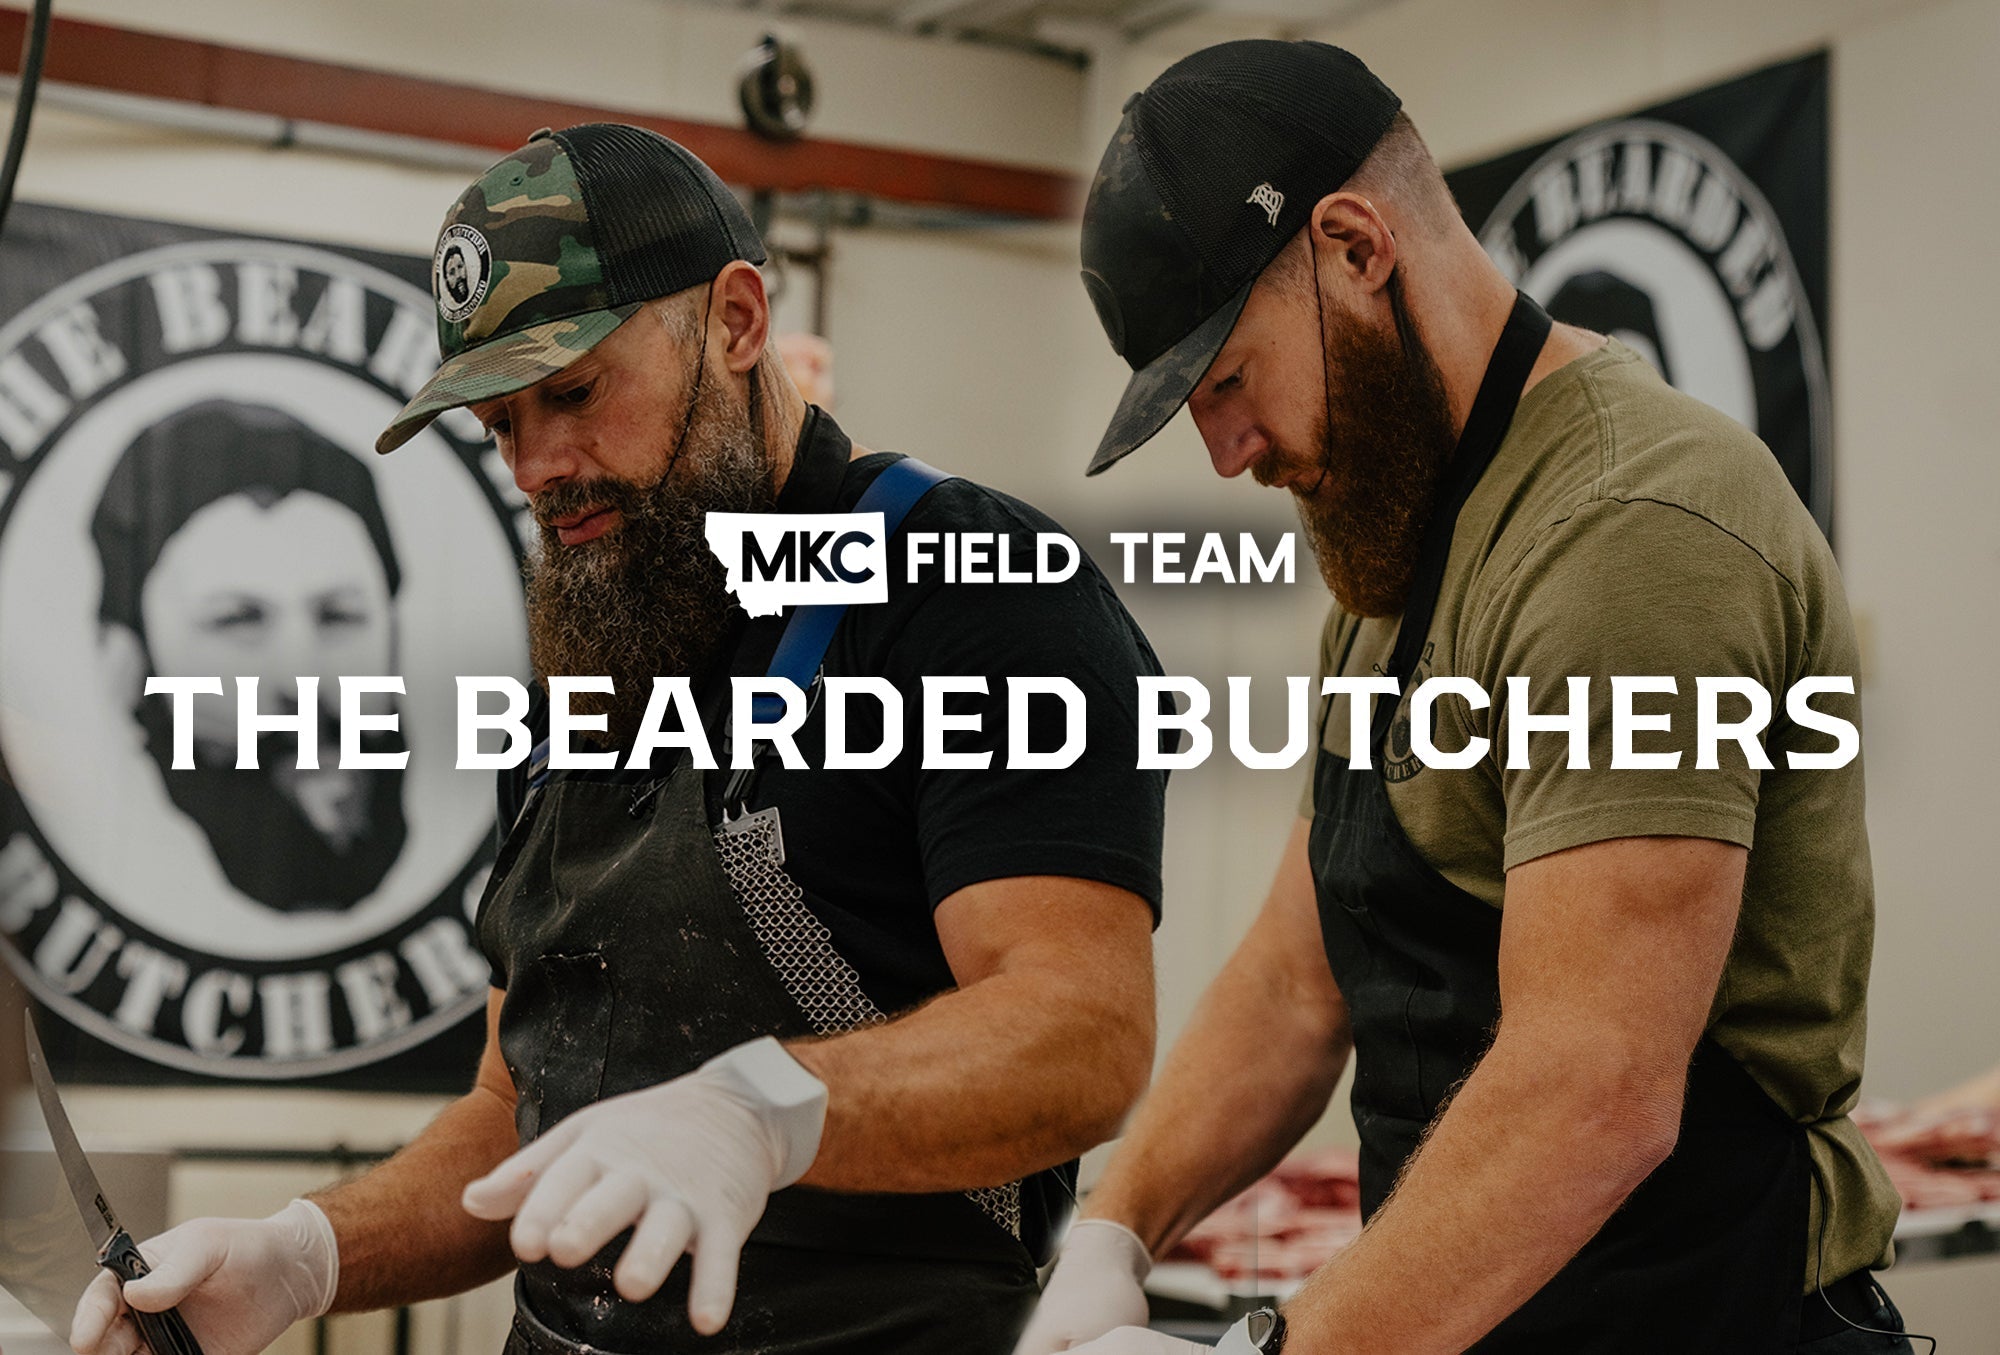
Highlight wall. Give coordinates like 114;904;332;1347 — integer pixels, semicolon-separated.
35;0;1084;171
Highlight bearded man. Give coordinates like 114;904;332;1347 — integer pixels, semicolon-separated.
1017;40;1907;1355
71;124;1164;1355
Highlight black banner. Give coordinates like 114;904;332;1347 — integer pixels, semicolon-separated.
1446;53;1830;534
0;203;529;1089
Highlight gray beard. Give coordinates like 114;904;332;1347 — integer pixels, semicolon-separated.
523;368;775;747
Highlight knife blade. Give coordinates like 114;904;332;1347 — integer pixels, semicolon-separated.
24;1015;206;1355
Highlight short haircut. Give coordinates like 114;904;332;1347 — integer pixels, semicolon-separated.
1260;110;1462;297
1346;111;1459;235
92;400;403;635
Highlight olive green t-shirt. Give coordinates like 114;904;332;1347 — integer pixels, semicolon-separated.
1301;340;1898;1286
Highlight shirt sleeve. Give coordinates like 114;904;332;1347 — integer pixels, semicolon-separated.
877;505;1169;917
1460;495;1811;870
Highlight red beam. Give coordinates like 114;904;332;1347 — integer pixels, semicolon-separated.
0;9;1082;219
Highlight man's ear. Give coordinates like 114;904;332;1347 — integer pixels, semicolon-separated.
712;260;772;376
1308;192;1398;296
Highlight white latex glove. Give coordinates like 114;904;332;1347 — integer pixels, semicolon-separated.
461;1036;827;1335
1013;1218;1155;1354
1065;1328;1211;1354
68;1198;338;1355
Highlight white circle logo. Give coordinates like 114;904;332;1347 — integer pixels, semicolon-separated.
1475;119;1831;531
0;238;531;1077
433;225;493;325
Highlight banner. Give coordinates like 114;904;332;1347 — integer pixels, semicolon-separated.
0;203;529;1089
1446;53;1830;534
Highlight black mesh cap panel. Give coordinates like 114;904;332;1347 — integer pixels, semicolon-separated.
1135;41;1398;312
554;123;768;306
1076;39;1402;472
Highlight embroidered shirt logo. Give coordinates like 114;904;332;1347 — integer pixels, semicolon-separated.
1247;182;1284;227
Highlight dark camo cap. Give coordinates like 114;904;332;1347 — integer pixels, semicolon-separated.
377;123;766;454
1080;40;1400;474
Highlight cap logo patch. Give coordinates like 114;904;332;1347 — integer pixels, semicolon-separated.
433;224;493;324
1247;182;1284;227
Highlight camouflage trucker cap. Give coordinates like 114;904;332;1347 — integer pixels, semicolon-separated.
376;123;766;454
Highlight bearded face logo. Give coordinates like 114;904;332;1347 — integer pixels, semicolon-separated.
0;221;528;1078
433;226;493;325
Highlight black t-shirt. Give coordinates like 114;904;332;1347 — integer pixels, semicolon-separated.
494;408;1166;1260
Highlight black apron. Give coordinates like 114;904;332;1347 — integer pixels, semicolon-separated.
1307;294;1811;1352
477;452;1034;1354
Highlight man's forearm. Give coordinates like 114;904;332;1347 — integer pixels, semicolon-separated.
1086;919;1350;1256
313;1084;521;1312
787;961;1153;1193
1282;1032;1679;1354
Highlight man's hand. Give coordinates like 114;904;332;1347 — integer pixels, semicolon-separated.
1067;1328;1209;1354
1012;1219;1154;1354
68;1199;337;1355
460;1036;826;1335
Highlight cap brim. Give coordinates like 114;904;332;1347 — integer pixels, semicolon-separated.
1086;279;1254;476
374;304;645;454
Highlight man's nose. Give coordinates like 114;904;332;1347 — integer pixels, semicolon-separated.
1194;409;1270;480
507;412;581;499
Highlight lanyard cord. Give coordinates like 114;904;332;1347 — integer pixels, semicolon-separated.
1806;1153;1935;1352
1306;227;1336;502
655;282;718;489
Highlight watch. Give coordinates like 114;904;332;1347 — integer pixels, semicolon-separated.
1217;1307;1287;1353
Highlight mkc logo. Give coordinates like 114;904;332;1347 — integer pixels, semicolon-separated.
705;511;890;617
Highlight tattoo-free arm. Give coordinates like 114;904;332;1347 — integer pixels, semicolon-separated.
1084;819;1352;1255
314;988;520;1311
787;874;1156;1192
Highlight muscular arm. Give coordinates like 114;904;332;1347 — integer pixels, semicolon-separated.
1085;820;1352;1255
314;988;519;1311
787;874;1156;1193
1282;835;1746;1354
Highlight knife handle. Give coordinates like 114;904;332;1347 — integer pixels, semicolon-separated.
100;1231;207;1355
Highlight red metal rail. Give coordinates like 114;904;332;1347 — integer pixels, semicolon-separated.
0;8;1082;218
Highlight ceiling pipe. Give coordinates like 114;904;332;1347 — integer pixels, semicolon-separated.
0;7;1083;219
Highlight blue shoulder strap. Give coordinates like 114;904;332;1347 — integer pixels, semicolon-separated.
529;457;951;800
750;456;953;723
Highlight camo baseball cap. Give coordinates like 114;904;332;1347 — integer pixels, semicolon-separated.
376;123;766;454
1080;41;1399;475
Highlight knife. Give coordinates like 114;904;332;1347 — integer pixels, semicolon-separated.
24;1015;205;1355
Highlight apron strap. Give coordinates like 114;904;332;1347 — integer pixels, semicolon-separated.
726;457;955;808
1371;291;1551;752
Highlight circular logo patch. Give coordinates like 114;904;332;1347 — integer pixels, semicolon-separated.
1474;119;1830;532
433;224;493;325
0;237;531;1077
